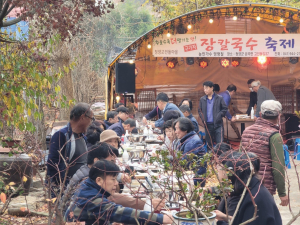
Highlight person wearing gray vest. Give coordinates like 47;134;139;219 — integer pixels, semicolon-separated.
240;100;288;207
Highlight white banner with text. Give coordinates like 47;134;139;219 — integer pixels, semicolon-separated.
152;34;300;57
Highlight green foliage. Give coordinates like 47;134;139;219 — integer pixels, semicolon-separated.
0;31;73;133
80;0;154;75
144;0;300;22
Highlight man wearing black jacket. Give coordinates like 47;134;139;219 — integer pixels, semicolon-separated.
246;79;257;115
198;81;228;151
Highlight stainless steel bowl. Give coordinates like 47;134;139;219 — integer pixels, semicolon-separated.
127;135;147;143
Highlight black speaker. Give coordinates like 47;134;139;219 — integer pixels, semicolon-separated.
116;63;135;93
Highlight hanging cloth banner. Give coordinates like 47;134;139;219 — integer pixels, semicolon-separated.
152;34;300;57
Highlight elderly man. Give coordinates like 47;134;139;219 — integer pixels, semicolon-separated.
47;103;94;191
240;100;288;206
251;80;276;117
179;104;199;133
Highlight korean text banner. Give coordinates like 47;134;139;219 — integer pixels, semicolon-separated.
152;34;300;57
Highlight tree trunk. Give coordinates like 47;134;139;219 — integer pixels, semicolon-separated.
52;44;74;120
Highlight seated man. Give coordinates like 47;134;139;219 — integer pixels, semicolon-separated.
60;143;164;223
173;117;206;186
64;160;173;225
104;111;118;129
108;118;136;137
148;92;184;128
179;104;199;133
116;106;129;122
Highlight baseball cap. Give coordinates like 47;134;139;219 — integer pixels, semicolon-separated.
261;100;282;116
116;107;129;114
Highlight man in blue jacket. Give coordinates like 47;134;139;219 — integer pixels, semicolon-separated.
64;160;173;225
219;84;237;123
198;81;228;151
179;104;199;133
47;103;94;194
104;111;118;129
150;92;184;128
108;118;136;137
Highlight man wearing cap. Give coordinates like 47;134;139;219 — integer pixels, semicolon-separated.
251;80;276;117
116;106;129;123
240;100;288;206
104;111;119;129
108;118;136;137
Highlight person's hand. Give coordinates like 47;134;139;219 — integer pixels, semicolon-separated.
121;174;131;183
231;116;236;123
158;134;164;141
279;195;289;206
214;210;230;221
151;198;166;211
162;213;174;224
151;122;156;128
142;117;148;125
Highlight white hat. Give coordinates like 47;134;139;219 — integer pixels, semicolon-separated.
261;100;282;116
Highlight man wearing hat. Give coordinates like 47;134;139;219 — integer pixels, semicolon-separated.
240;100;288;206
116;106;130;123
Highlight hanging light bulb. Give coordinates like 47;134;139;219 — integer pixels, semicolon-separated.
209;18;214;23
129;59;134;64
279;18;284;23
167;32;171;37
233;16;237;20
116;96;120;102
147;43;151;49
187;24;192;29
256;16;261;21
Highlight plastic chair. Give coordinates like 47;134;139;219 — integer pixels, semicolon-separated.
198;131;207;152
294;138;300;160
283;144;291;169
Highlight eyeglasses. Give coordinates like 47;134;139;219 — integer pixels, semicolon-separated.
85;115;95;122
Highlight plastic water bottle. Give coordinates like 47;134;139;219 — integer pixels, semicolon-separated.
122;148;129;164
251;107;254;119
125;130;129;144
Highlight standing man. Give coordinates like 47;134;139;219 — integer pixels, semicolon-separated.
104;111;119;129
240;100;288;206
116;106;129;122
179;104;199;133
148;92;184;128
246;79;257;116
219;84;237;122
251;80;276;117
47;103;94;192
198;81;228;151
108;118;136;137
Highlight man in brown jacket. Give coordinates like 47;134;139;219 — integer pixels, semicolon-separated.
240;100;288;206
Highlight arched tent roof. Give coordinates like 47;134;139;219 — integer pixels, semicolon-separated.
106;3;300;110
